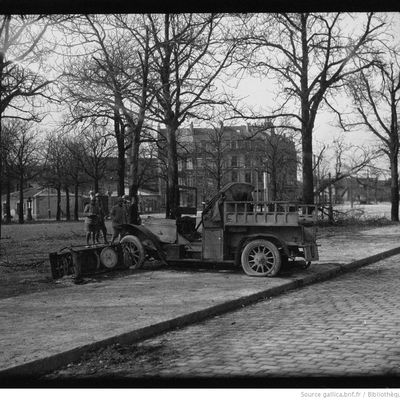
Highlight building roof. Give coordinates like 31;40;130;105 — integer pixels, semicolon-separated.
160;124;277;144
1;187;77;202
109;188;159;197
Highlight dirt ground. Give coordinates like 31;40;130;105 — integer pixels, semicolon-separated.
0;218;396;299
0;221;87;298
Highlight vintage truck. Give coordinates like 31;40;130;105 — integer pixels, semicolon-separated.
119;182;319;277
49;182;319;279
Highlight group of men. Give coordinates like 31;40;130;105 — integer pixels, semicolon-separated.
83;192;135;246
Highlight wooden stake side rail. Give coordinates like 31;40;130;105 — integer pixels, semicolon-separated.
223;202;318;226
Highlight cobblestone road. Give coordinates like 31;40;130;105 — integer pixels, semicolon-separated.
46;254;400;382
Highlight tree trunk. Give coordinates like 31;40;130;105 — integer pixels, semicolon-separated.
165;124;179;219
328;173;334;223
165;176;170;219
0;177;2;234
0;175;2;235
94;178;99;194
390;88;399;222
390;153;399;222
300;14;315;205
74;183;79;221
0;56;3;237
5;172;11;223
301;127;314;204
65;186;71;221
217;155;222;192
56;186;61;221
114;110;126;197
270;162;278;201
128;126;141;225
18;177;24;224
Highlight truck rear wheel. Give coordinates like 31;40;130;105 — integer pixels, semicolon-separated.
120;235;145;269
241;239;281;277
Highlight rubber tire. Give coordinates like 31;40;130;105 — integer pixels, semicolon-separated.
241;239;281;277
120;235;145;269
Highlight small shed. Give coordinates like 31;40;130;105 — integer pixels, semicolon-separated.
2;187;83;220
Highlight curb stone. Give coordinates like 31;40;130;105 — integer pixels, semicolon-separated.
2;246;400;379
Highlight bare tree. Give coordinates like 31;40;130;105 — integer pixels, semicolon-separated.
0;15;59;120
145;13;236;219
136;142;160;192
63;136;89;221
0;15;59;234
6;119;42;223
42;133;69;221
345;53;400;221
71;120;116;194
0;120;17;222
197;122;232;193
59;15;152;224
237;13;385;204
252;125;298;201
314;136;375;212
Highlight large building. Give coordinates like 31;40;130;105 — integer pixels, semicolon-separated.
158;122;298;208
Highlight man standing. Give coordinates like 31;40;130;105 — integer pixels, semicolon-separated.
124;194;141;225
110;197;128;244
123;194;131;216
83;198;100;246
95;193;108;244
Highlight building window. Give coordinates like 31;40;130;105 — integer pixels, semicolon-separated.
245;171;252;183
178;160;183;171
231;156;237;167
187;175;194;186
244;157;251;167
230;140;238;150
232;170;238;182
186;159;193;170
196;158;203;168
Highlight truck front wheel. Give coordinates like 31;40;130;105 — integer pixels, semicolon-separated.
120;235;145;269
241;239;281;277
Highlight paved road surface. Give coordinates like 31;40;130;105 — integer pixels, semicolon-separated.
43;254;400;385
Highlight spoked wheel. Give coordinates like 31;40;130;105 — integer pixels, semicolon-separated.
120;235;145;269
241;239;281;277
